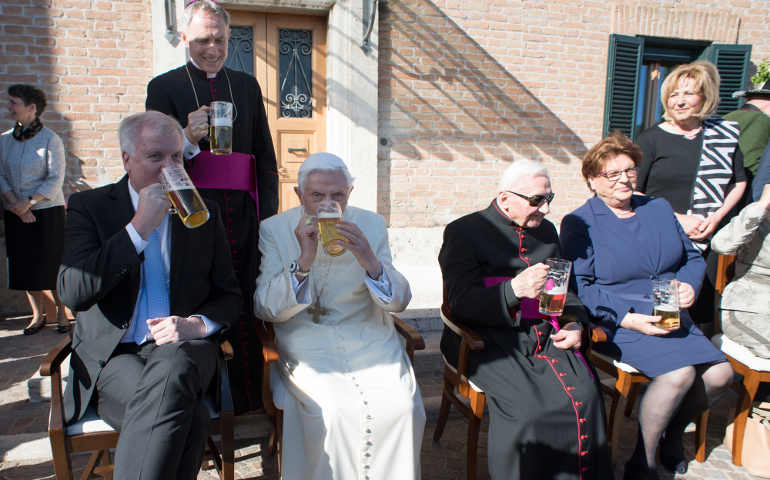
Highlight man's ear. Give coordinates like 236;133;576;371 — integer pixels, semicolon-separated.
294;185;302;202
121;151;130;170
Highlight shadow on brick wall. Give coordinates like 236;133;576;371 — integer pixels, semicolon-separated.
378;0;589;225
0;71;92;317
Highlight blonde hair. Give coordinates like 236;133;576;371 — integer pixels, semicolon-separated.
659;61;720;121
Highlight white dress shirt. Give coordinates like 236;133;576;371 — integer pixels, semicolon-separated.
121;181;220;343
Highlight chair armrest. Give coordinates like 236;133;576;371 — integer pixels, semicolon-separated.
219;339;234;361
393;315;425;350
40;337;72;377
392;315;425;363
255;318;280;364
590;325;608;344
440;303;485;350
255;317;281;416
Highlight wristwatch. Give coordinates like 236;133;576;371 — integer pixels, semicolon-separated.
28;197;38;206
289;260;310;278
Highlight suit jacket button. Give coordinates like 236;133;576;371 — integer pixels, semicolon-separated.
98;360;106;367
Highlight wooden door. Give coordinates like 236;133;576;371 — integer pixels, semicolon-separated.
227;11;327;213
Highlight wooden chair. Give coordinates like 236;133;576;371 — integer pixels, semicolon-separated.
432;301;486;480
708;253;770;466
587;318;709;463
41;337;235;480
434;290;626;480
255;314;425;477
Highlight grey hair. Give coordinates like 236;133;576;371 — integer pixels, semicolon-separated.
119;111;184;157
497;159;550;192
182;0;230;31
297;152;355;194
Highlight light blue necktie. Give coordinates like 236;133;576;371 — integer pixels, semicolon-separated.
132;229;170;344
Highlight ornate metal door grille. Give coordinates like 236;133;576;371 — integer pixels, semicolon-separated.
279;28;313;118
225;26;254;76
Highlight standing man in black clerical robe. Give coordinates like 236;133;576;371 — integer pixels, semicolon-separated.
146;0;278;412
439;159;612;479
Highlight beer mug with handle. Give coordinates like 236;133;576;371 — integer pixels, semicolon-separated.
159;164;210;229
539;258;571;317
317;200;345;256
210;101;233;155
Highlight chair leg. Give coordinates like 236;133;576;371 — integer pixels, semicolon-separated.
466;391;485;480
275;411;284;478
433;383;453;442
603;386;620;464
731;372;761;466
81;449;111;480
50;430;74;480
695;409;709;462
221;411;234;480
466;416;480;480
624;383;641;417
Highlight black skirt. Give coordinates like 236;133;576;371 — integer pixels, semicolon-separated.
4;205;65;291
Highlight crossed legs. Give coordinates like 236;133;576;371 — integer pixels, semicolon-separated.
96;339;219;480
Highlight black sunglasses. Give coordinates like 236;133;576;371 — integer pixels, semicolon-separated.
506;190;555;207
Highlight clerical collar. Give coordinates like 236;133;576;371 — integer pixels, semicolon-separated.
491;199;523;228
188;60;218;79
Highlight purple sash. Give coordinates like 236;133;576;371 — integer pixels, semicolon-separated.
483;276;594;378
187;151;260;219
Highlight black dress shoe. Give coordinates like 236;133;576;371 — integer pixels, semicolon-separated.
660;452;688;474
623;463;660;480
56;324;70;334
659;433;688;474
23;322;45;335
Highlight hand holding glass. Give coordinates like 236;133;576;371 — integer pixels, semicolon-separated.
317;200;345;256
209;101;233;155
539;258;571;317
159;164;209;229
652;278;680;330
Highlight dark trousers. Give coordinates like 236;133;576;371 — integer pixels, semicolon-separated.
95;339;219;480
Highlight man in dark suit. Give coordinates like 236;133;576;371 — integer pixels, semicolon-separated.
57;111;241;480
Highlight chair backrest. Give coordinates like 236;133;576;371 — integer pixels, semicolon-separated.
714;254;737;335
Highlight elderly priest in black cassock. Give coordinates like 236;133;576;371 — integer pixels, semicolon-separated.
145;0;278;412
439;159;612;479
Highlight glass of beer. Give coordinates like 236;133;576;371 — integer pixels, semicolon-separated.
539;258;571;317
209;101;233;155
159;164;210;229
652;278;680;330
317;200;345;256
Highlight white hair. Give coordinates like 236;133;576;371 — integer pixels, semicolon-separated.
497;159;550;192
182;0;230;31
297;153;354;194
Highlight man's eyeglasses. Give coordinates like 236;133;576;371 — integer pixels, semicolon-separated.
598;167;638;183
506;190;555;207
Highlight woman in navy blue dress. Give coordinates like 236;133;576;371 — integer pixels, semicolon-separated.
560;133;733;480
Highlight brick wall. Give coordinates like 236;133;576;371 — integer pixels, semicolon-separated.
0;0;153;194
0;0;152;313
378;0;770;228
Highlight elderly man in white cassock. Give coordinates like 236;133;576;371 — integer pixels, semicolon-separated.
254;152;425;479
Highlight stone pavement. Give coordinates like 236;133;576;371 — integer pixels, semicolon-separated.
0;314;765;480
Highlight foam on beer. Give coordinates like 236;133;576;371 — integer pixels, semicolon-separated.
317;211;340;220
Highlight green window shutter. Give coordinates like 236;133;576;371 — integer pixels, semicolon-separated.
603;34;642;140
699;44;752;115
